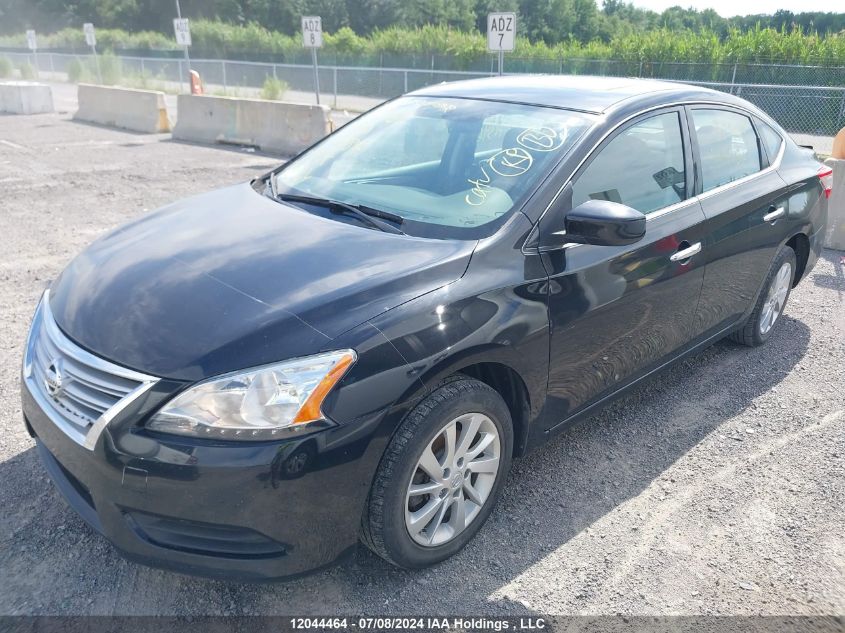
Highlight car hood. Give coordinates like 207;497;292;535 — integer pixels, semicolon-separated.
49;183;475;381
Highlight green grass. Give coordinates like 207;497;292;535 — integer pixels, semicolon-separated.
0;57;12;78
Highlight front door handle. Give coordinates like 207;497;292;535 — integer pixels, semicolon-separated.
670;241;702;263
763;206;786;223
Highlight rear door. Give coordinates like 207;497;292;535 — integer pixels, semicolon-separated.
686;106;793;336
541;108;707;427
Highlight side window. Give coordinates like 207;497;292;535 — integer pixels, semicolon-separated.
756;119;784;164
572;112;686;215
691;109;762;192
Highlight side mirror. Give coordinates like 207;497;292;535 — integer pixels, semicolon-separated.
538;198;646;250
564;199;646;246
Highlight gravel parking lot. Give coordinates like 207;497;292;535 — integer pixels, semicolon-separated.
0;111;843;617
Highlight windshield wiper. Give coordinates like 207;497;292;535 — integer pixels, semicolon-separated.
275;193;405;235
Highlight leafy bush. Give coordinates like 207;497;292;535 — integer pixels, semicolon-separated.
67;58;93;82
97;53;122;85
260;76;287;100
18;62;36;80
0;57;12;78
65;53;122;85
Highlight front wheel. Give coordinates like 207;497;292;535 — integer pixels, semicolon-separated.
730;245;796;347
361;377;513;568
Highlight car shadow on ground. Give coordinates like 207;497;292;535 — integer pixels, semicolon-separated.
810;250;844;298
0;317;811;615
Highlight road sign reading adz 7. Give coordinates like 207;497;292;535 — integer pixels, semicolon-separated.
488;13;515;52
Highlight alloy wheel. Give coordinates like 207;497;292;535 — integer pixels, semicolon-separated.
404;412;501;547
760;261;792;335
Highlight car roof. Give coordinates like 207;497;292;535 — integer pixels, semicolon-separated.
409;75;740;115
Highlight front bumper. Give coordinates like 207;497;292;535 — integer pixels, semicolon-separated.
22;381;383;581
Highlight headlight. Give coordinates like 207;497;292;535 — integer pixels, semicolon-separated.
147;350;356;440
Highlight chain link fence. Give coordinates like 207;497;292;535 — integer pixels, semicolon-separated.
3;50;844;136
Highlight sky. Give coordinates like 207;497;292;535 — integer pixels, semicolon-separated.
625;0;837;17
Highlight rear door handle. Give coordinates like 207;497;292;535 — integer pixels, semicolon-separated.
763;206;786;223
670;242;702;262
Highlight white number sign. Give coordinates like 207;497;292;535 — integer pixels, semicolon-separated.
26;29;37;51
173;18;191;47
83;23;96;47
302;16;323;48
487;13;516;52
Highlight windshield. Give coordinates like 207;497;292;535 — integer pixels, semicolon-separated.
274;96;595;238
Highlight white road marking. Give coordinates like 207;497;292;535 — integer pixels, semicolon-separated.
0;139;25;150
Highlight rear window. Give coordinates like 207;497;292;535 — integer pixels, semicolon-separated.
691;109;762;192
757;120;784;164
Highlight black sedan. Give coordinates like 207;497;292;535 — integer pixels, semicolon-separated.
21;76;830;580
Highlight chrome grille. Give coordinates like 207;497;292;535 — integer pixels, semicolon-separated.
23;290;158;448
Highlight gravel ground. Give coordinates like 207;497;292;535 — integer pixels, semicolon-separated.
0;111;843;617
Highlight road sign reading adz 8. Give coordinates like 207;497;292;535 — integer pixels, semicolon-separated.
302;16;323;48
173;18;191;47
488;13;515;52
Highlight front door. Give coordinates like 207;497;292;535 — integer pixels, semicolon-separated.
540;109;707;428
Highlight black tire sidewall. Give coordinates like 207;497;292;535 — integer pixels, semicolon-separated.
378;380;513;568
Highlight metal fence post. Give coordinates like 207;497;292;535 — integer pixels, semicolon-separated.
333;66;338;107
140;57;145;76
730;63;738;95
222;60;227;90
48;52;55;77
403;70;408;93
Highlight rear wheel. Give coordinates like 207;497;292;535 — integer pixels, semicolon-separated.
361;377;513;568
730;245;796;347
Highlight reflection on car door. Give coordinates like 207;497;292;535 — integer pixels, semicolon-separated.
687;107;793;336
540;109;707;430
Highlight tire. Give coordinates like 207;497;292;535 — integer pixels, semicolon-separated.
730;245;796;347
361;376;513;568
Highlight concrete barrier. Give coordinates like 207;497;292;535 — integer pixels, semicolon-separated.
825;157;845;251
0;81;54;114
74;84;170;133
173;95;330;156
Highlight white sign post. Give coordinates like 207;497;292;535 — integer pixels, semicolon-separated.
25;29;39;78
302;16;323;105
487;12;516;76
83;23;102;84
172;13;192;93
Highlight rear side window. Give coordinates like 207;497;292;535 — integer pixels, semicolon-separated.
756;120;784;164
691;109;762;192
572;111;687;215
